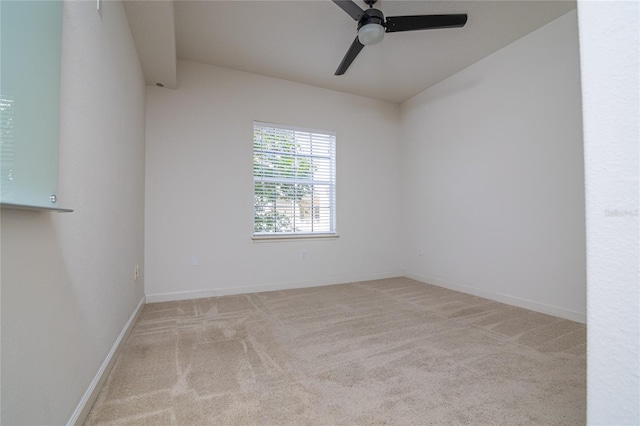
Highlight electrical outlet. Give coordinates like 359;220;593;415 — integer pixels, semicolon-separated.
192;256;200;267
418;247;424;256
134;264;139;281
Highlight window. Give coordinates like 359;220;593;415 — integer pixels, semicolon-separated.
253;121;336;237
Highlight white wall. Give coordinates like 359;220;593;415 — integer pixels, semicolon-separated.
400;10;586;322
145;61;402;301
0;1;146;424
578;1;639;423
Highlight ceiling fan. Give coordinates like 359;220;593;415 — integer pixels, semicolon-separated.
332;0;468;75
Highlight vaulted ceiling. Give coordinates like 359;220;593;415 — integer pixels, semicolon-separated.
124;0;576;103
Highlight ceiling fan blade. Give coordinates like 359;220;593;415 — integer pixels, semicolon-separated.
335;37;365;75
385;14;468;33
332;0;365;21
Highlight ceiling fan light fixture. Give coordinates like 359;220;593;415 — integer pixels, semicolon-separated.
357;22;385;45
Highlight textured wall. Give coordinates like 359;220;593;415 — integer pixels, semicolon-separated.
0;1;146;423
145;60;403;301
400;11;586;322
578;1;640;423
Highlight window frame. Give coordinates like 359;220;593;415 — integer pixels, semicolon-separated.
252;121;337;240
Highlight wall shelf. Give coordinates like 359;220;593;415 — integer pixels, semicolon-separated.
1;203;73;213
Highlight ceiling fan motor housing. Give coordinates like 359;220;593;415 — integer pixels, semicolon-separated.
357;8;384;31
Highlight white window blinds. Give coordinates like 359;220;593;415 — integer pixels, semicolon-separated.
253;121;336;236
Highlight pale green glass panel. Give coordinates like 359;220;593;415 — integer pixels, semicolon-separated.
0;1;63;208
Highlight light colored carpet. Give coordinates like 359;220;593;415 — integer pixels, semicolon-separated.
85;278;586;425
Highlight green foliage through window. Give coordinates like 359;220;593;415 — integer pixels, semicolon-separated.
253;122;336;235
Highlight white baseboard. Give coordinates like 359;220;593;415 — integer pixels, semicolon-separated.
146;271;586;323
405;272;586;324
67;296;145;426
145;271;404;303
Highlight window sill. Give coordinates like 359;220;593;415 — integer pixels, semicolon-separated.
252;233;339;242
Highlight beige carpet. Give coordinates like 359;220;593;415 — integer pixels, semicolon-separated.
85;278;586;425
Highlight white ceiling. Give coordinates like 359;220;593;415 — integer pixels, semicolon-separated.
124;0;576;103
123;0;177;89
